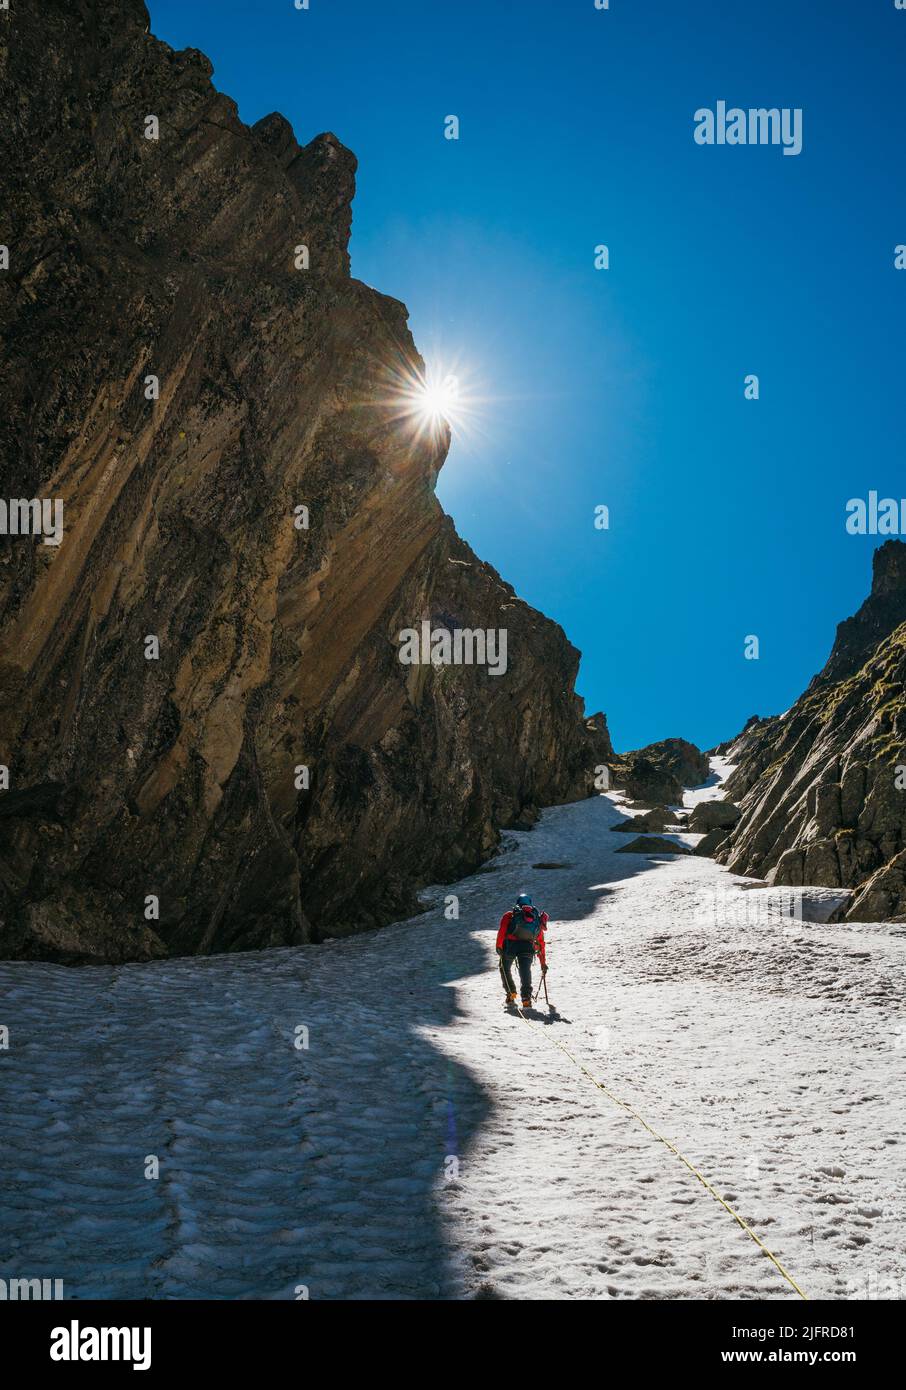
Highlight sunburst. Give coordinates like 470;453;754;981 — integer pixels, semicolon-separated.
381;356;482;446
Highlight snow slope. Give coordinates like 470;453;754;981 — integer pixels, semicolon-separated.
1;761;904;1300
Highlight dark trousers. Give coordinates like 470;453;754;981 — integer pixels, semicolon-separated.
501;949;533;1000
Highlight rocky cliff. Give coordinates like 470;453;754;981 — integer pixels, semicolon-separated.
0;0;611;961
716;541;906;920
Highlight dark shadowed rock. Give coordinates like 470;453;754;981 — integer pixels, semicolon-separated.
612;758;684;806
616;836;692;856
611;806;672;833
0;0;612;961
632;738;710;787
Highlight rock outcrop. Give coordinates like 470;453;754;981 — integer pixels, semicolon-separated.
638;738;710;788
616;835;692;856
617;760;683;805
0;0;612;961
716;542;906;920
611;806;672;833
611;737;709;805
807;538;906;690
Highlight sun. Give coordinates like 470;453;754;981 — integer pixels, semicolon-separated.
381;356;480;446
415;370;461;426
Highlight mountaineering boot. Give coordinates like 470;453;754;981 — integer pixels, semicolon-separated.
505;991;517;1004
521;997;532;1008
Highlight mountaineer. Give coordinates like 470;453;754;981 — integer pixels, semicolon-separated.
496;893;548;1009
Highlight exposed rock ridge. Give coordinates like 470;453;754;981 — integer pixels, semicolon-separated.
0;0;611;960
716;541;906;920
610;737;710;805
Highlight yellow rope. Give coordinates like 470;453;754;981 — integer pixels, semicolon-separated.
514;996;809;1300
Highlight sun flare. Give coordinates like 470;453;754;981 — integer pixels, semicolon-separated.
415;371;461;425
382;357;481;446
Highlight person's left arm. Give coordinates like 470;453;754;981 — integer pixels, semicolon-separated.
536;912;549;968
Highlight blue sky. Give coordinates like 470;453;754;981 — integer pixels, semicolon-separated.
148;0;906;752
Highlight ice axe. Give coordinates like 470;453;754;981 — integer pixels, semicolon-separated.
534;963;553;1011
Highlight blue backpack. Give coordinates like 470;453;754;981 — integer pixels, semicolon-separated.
508;904;543;944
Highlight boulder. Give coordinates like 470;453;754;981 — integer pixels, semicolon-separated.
616;836;692;856
611;807;672;833
687;801;741;833
693;827;730;858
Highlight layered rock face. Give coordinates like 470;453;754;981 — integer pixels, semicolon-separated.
0;0;611;961
717;542;906;920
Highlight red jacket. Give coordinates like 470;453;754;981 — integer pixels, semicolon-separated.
497;908;548;965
